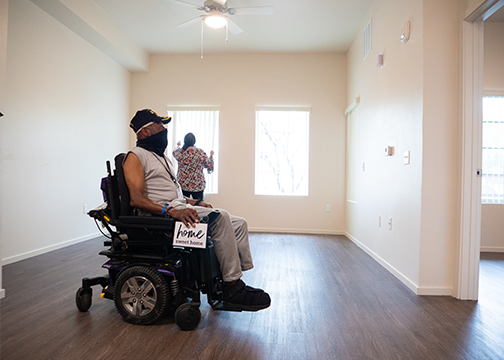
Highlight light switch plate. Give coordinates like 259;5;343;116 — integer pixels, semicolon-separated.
404;150;410;165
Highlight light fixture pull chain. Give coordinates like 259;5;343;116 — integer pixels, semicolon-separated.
201;19;204;59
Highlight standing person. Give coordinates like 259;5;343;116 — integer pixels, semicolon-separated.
123;109;270;311
173;132;214;201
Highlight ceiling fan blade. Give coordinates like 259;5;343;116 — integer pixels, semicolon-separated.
230;6;274;15
226;18;243;34
171;0;202;9
176;16;203;28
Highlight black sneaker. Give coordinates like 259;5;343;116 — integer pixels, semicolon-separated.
222;279;271;312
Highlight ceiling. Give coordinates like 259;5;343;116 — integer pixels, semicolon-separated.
92;0;375;54
32;0;503;71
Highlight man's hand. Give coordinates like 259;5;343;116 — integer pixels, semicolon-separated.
169;207;199;228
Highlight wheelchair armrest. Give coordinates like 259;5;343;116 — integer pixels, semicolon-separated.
118;215;176;230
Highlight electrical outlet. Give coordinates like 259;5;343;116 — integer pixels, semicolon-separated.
388;217;392;230
326;204;331;212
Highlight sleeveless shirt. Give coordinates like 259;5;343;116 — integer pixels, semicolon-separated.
129;147;185;211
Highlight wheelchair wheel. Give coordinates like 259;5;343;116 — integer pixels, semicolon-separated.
76;287;92;312
113;265;169;325
175;302;201;331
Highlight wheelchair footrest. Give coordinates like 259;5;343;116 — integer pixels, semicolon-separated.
210;301;243;312
82;275;109;289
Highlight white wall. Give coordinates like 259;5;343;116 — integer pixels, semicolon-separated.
346;0;424;293
484;22;504;93
346;0;462;295
482;204;504;251
481;21;504;252
419;0;460;295
131;53;347;234
0;0;131;266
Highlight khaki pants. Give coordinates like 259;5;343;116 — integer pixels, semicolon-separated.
193;206;254;282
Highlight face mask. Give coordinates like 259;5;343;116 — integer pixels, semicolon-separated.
136;128;168;156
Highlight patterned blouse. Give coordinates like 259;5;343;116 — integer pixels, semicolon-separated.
173;147;214;193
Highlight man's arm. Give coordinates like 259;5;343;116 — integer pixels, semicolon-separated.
123;152;199;227
184;196;213;208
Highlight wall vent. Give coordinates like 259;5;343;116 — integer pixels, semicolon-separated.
363;19;372;59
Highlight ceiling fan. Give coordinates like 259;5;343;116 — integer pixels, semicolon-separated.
173;0;274;35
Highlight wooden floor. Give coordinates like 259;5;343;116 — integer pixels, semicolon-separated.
1;234;504;360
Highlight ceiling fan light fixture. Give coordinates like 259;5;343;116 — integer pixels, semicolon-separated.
204;14;227;28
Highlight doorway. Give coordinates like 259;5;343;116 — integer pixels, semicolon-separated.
460;0;504;300
479;7;504;303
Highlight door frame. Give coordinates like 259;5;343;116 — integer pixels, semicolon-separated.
457;0;504;300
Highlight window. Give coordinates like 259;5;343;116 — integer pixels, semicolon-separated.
166;108;219;194
255;108;310;196
482;96;504;204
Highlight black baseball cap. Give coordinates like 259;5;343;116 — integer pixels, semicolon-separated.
129;109;171;133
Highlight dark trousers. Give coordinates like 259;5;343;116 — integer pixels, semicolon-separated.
183;190;204;200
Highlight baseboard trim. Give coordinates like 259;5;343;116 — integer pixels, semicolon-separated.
416;286;453;296
2;232;101;266
480;246;504;253
249;227;343;235
344;232;452;296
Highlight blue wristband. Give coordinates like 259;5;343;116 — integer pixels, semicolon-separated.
162;205;168;216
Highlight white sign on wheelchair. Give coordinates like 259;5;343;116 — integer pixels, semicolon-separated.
173;222;208;249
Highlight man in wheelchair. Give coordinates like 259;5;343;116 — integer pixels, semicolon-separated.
123;109;270;313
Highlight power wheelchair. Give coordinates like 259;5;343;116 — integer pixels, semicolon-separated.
75;153;231;330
